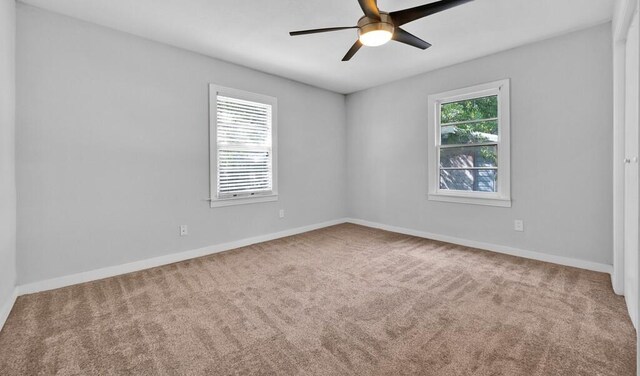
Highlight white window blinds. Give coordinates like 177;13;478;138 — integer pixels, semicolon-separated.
216;94;273;199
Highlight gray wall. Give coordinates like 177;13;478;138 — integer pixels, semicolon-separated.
346;24;614;265
16;5;347;284
15;3;614;285
0;0;16;309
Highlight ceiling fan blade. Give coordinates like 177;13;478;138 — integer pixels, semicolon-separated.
392;28;432;50
289;26;357;36
390;0;473;26
342;40;363;61
357;0;381;20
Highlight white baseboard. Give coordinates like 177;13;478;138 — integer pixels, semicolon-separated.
0;288;18;332
17;218;348;295
346;218;613;274
15;216;613;298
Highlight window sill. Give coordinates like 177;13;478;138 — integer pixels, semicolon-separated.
210;194;278;208
428;193;511;208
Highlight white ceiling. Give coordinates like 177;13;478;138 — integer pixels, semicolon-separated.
19;0;615;94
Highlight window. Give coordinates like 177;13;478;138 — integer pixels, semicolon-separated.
427;79;511;207
209;85;277;207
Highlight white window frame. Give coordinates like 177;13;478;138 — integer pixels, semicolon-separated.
427;79;511;207
209;84;278;208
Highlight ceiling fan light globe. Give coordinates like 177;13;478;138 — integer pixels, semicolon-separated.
359;30;393;46
357;14;395;47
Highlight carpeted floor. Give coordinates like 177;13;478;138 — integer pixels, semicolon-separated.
0;224;636;375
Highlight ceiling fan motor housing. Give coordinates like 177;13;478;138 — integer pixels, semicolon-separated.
357;13;395;38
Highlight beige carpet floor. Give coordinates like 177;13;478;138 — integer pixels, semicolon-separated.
0;224;636;375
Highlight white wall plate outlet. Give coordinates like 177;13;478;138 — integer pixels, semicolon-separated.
514;220;524;232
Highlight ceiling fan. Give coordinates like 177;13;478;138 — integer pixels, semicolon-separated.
289;0;473;61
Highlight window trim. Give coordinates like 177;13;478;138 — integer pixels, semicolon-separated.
209;84;278;208
427;79;511;207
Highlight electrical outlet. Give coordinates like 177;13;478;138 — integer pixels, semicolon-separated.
279;209;285;219
180;225;188;236
514;220;524;232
